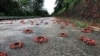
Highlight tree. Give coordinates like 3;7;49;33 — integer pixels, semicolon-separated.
0;0;48;16
0;0;21;16
53;0;80;16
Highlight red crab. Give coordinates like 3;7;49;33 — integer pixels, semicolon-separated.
90;22;96;26
86;39;96;46
20;20;25;24
33;36;48;43
23;29;33;34
59;33;67;37
81;27;93;33
30;21;34;25
0;52;7;56
9;42;24;49
28;20;34;25
80;35;87;41
80;35;90;43
79;35;96;46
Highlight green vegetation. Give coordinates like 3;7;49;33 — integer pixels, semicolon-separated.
0;0;48;16
56;7;66;15
53;0;100;23
74;20;88;28
70;19;88;28
53;0;80;16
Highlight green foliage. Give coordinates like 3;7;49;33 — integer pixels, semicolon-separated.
56;7;66;15
74;20;88;28
19;0;28;5
0;0;48;16
0;0;21;16
68;0;79;8
53;0;80;15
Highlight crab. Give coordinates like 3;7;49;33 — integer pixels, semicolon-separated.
33;36;48;43
0;52;7;56
9;42;24;49
23;29;33;34
59;33;67;37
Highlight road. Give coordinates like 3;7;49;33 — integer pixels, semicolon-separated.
0;17;100;56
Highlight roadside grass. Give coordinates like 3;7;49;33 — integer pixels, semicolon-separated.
70;19;88;28
56;17;100;28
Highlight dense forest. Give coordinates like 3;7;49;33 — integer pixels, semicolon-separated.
0;0;49;16
53;0;100;23
54;0;100;18
0;0;100;21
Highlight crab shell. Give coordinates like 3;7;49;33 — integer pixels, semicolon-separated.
80;35;87;41
86;39;96;45
9;42;24;49
20;20;25;24
33;36;48;43
23;29;33;34
0;52;8;56
59;33;67;37
82;27;93;33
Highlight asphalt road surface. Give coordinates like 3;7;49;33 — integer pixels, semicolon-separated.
0;17;100;56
